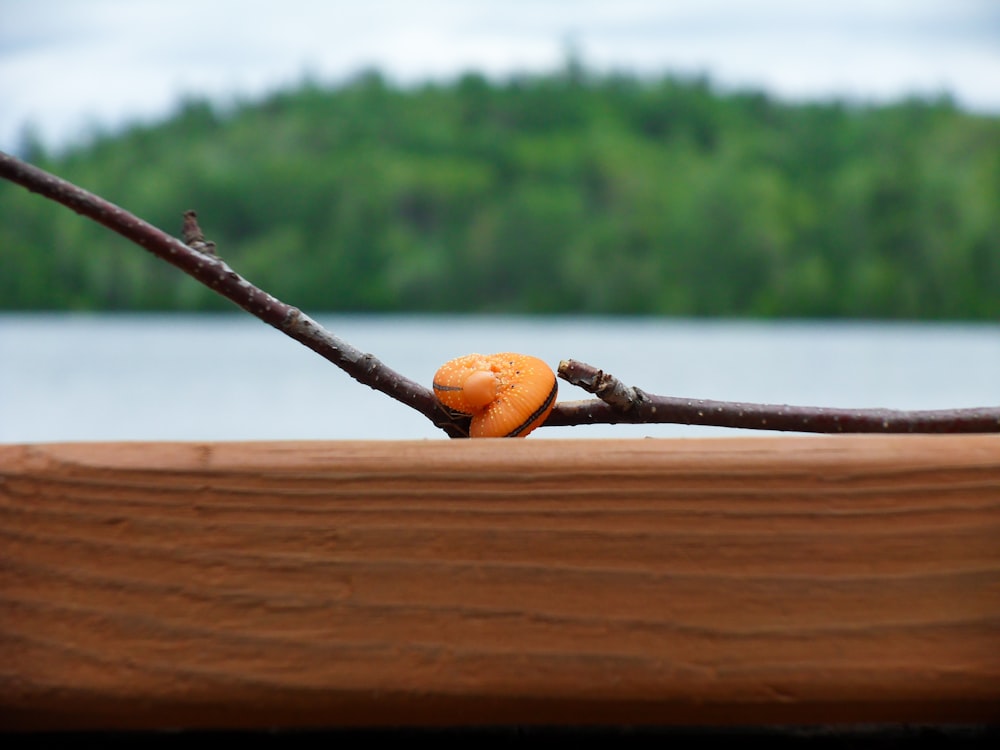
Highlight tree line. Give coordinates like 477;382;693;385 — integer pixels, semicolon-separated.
2;67;998;318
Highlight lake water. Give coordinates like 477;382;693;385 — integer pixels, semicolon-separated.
1;314;997;442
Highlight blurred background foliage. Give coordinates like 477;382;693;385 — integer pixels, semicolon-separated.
3;65;999;317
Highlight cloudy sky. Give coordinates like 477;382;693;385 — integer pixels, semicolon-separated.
2;0;999;153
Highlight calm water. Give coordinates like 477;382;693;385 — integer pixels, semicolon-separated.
1;314;997;442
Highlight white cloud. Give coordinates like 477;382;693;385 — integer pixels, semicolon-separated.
1;0;998;153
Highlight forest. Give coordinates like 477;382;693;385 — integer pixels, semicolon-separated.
2;66;999;318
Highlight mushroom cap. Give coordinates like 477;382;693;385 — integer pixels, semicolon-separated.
433;354;497;414
433;353;557;438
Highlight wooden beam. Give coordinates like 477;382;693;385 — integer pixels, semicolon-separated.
1;436;998;729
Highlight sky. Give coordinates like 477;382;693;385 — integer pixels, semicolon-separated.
2;0;999;154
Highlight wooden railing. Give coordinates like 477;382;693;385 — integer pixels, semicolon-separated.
2;436;998;729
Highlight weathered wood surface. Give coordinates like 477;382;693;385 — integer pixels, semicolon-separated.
1;436;998;729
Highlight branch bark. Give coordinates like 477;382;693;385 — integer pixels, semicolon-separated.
553;359;1000;433
0;150;468;438
2;149;998;436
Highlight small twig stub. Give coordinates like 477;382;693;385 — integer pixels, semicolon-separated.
182;210;217;255
558;359;647;411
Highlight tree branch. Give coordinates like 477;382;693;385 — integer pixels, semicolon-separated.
2;149;997;437
551;359;1000;434
0;150;469;438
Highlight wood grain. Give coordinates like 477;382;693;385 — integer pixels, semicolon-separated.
1;436;998;729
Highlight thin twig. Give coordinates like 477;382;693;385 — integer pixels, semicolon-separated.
0;150;468;438
552;359;1000;433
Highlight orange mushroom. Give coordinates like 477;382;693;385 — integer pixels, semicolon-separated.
433;353;557;438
